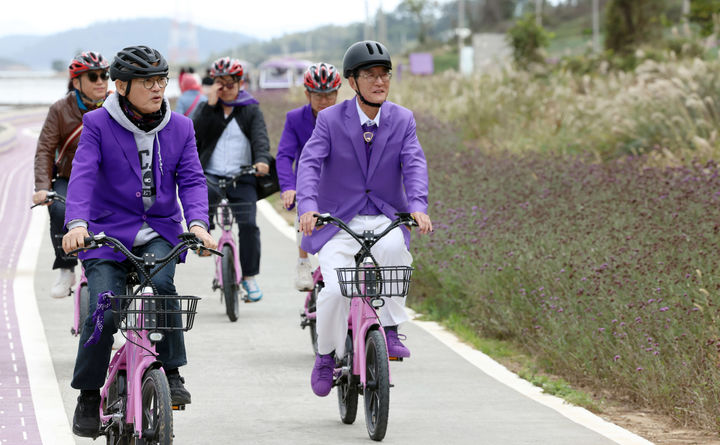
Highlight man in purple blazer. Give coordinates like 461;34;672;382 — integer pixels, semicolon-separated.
277;62;342;291
297;41;433;397
62;46;216;437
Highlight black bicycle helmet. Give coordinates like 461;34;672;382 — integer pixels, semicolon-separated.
110;45;169;81
342;40;392;79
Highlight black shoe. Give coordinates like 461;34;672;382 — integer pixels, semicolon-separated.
167;373;191;405
72;393;101;437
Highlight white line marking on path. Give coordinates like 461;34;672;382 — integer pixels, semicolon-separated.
14;207;74;444
256;199;654;445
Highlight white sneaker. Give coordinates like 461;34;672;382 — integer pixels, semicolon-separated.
294;261;314;291
51;268;76;299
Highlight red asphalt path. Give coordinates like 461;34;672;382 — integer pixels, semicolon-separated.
0;109;48;444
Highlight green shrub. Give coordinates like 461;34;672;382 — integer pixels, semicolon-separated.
507;14;553;69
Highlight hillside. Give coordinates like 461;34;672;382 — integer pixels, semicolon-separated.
0;18;256;70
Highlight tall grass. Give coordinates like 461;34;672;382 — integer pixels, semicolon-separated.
393;56;720;163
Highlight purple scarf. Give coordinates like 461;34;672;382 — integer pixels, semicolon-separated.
84;291;115;347
220;90;259;107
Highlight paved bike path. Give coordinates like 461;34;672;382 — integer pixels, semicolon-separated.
6;108;653;444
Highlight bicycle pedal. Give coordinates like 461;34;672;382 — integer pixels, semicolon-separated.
172;404;186;411
388;357;404;362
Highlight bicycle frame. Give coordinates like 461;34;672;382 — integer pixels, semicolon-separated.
71;267;88;336
213;196;242;291
100;286;162;434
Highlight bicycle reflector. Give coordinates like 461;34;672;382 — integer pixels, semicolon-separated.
148;331;164;342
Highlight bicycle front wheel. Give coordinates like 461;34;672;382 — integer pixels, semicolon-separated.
138;369;173;445
364;330;390;441
221;245;239;322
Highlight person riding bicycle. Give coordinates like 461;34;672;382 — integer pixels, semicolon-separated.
32;51;111;299
192;57;271;301
277;62;342;291
297;40;433;397
61;45;217;437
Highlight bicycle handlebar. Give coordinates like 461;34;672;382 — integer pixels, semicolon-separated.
205;166;259;188
69;232;223;260
313;212;417;248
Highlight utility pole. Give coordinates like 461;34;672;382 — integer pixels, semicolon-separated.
535;0;542;26
592;0;600;53
364;0;373;41
458;0;465;58
682;0;691;36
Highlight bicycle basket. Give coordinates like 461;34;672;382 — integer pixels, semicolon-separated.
111;295;200;332
335;266;413;298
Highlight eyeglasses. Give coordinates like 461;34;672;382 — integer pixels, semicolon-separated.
214;79;238;89
358;71;392;83
86;71;109;82
310;91;338;101
140;77;169;89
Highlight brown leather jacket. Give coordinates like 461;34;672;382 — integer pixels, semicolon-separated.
34;92;85;191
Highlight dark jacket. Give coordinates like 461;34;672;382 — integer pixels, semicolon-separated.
192;101;272;169
34;92;85;190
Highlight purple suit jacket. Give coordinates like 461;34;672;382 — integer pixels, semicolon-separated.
276;103;316;193
65;108;209;262
296;98;428;254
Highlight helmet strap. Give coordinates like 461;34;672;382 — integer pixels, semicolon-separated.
75;78;105;110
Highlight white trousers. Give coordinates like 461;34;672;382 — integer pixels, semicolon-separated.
316;215;413;356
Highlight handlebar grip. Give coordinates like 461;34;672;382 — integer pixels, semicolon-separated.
83;236;95;246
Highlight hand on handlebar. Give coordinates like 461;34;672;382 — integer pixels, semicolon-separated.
410;211;433;234
253;162;269;176
63;226;90;254
299;211;321;236
189;225;218;251
32;190;50;206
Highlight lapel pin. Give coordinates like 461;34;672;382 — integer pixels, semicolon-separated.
363;132;374;143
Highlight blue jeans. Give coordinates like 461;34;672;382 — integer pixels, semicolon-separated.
48;177;77;270
206;173;260;277
71;237;187;390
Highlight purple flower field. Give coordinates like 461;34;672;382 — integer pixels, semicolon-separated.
410;113;720;428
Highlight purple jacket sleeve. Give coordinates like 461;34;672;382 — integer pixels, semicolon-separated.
400;114;429;214
276;112;299;192
64;113;101;227
176;118;210;227
296;112;330;216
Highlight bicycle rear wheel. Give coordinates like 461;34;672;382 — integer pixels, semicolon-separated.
74;283;89;336
221;245;239;322
364;329;390;441
337;334;358;424
105;371;130;445
138;369;173;445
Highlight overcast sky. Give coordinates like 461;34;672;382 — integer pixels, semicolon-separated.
0;0;414;40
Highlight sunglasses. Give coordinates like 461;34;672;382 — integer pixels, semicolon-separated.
86;71;109;82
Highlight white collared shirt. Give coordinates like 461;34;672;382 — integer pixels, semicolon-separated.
355;97;382;127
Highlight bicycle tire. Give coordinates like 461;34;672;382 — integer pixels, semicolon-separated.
308;283;322;355
77;284;89;336
364;329;390;441
139;368;173;445
337;334;358;424
221;245;239;322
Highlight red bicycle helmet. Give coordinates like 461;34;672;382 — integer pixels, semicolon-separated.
69;51;109;79
304;63;342;93
210;57;243;78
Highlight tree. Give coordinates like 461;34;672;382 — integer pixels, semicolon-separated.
399;0;439;45
507;13;552;68
689;0;720;36
604;0;666;54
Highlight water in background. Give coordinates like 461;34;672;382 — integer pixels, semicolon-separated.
0;71;181;105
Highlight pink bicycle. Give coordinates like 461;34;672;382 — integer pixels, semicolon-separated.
206;166;256;322
313;212;416;441
30;191;89;336
70;232;220;444
300;267;322;355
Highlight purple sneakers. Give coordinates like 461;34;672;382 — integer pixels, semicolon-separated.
386;329;411;358
311;353;335;397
